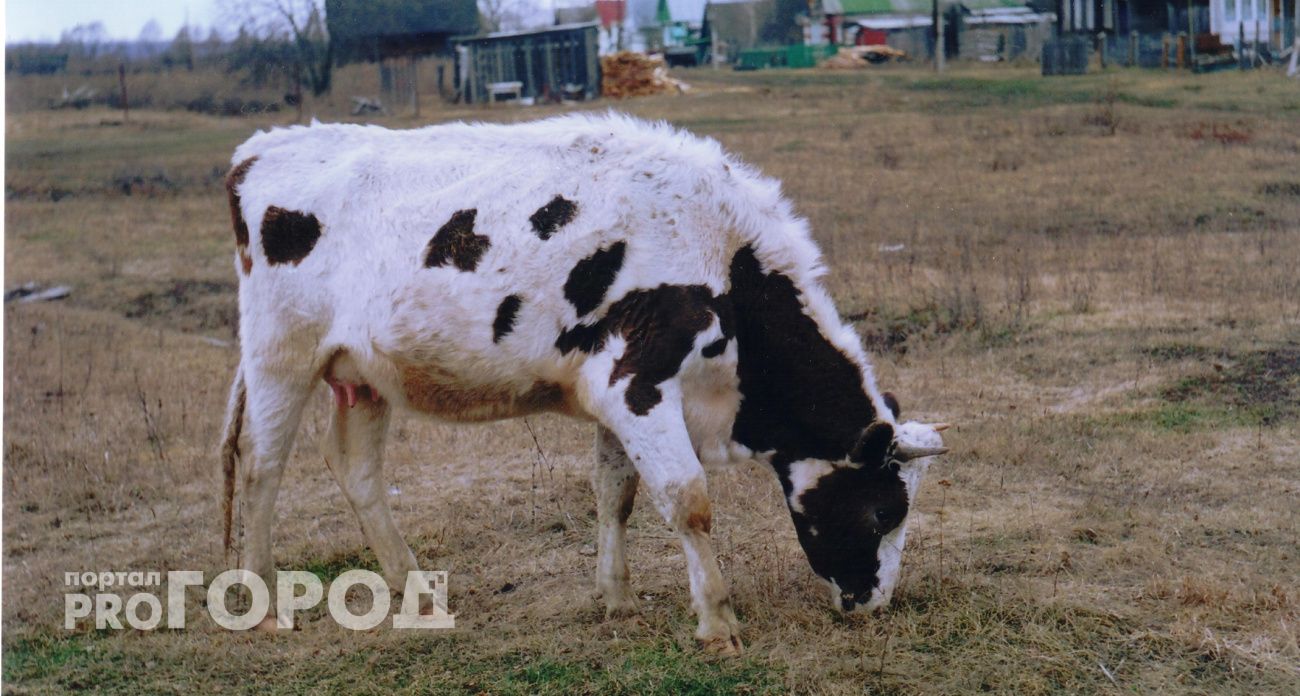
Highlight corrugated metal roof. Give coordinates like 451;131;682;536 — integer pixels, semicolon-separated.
828;0;1026;16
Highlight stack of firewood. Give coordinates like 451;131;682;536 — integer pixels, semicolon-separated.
820;46;906;69
601;52;688;98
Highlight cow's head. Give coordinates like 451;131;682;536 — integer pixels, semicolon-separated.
782;418;948;613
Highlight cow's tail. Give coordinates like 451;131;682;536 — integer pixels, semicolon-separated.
220;363;246;557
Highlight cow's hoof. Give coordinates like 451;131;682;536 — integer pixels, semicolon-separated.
596;585;639;620
604;600;640;620
697;632;744;657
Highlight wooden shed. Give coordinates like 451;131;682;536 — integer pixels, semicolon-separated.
454;23;602;105
326;0;479;63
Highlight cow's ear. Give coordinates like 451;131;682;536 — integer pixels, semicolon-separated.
882;391;901;419
851;422;894;465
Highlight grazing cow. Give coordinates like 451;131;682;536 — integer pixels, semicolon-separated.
220;113;947;654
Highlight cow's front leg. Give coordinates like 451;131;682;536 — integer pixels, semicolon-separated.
592;425;639;618
585;374;742;655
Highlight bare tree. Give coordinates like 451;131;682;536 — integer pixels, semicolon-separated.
479;0;533;33
61;22;109;61
221;0;332;95
138;20;164;44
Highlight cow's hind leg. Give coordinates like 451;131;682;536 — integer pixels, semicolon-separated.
585;375;742;655
319;384;421;599
592;425;639;618
240;366;314;630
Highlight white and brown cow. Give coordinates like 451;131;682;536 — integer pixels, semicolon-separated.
220;113;947;654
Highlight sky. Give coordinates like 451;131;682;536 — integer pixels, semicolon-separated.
5;1;222;43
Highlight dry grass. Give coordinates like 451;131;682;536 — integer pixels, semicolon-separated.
4;64;1299;694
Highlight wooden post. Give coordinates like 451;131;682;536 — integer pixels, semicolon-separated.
1176;31;1186;69
293;62;303;123
1162;33;1170;68
1240;22;1247;69
585;27;599;100
410;54;420;118
935;0;946;72
1129;30;1138;66
1098;32;1108;68
118;62;128;122
1255;16;1262;67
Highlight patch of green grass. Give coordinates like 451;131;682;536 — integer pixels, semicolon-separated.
1117;92;1178;108
1142;343;1216;362
297;549;384;582
5;632;784;695
1106;402;1273;433
473;643;783;696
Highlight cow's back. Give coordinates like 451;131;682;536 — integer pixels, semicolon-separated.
230;114;749;421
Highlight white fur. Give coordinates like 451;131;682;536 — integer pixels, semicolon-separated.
785;458;835;514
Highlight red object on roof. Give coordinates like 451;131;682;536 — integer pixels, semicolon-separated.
596;0;626;27
856;28;887;45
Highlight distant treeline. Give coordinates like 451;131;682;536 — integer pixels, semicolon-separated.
7;19;330;97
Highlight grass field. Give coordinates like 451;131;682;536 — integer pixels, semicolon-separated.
4;64;1299;694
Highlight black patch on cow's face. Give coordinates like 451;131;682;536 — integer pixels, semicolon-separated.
726;245;877;460
225;157;258;266
882;391;901;419
529;195;578;240
492;294;522;343
563;241;626;317
701;338;728;358
777;422;908;610
261;206;322;266
555;284;720;415
424;209;489;272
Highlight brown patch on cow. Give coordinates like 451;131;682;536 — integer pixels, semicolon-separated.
529;195;578;240
617;482;637;523
678;478;712;535
424;209;489;272
225;156;258;249
226;157;259;273
261;206;322;266
564;241;626;316
397;362;570;421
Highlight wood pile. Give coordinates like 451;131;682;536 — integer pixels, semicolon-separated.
601;52;689;98
820;45;906;69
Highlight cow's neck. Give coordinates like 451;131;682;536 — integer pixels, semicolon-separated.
727;246;878;465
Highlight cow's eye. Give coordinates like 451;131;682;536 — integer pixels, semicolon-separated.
874;509;899;529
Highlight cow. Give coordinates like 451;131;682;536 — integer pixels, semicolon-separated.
219;113;948;654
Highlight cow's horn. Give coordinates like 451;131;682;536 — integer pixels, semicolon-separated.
896;445;948;461
932;423;952;432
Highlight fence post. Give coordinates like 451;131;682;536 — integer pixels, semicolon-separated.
1176;32;1186;69
935;0;945;72
1161;33;1170;68
118;62;128;122
410;55;420;118
1098;32;1108;68
1239;22;1246;69
1129;30;1137;66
